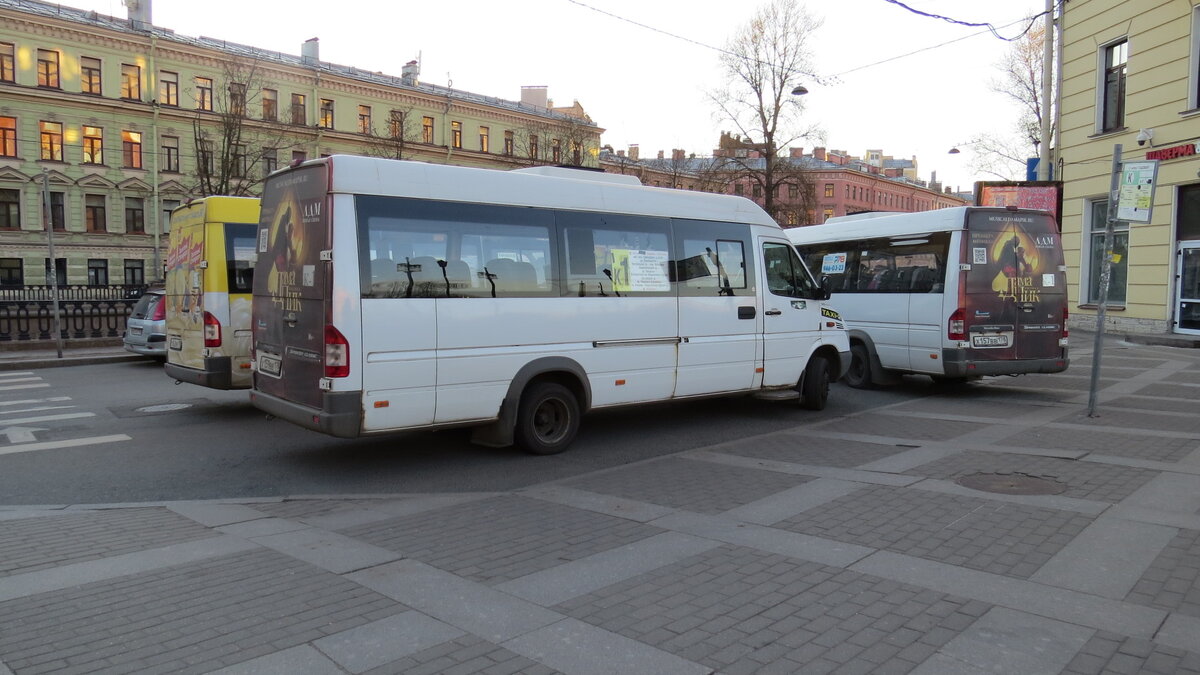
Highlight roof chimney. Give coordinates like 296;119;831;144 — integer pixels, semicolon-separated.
401;60;419;85
628;144;639;161
813;147;826;161
672;149;685;161
301;37;319;66
126;0;152;30
520;86;548;109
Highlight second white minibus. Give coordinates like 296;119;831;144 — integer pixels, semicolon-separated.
788;206;1068;387
249;156;850;454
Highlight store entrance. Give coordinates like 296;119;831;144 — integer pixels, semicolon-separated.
1177;185;1200;335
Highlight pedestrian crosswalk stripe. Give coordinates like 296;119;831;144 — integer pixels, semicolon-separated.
0;397;71;407
0;434;130;456
0;412;94;425
0;383;49;392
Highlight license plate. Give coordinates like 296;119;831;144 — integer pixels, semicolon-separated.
130;326;143;336
972;334;1010;348
169;336;182;351
259;354;282;376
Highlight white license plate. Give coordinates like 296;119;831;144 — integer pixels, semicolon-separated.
259;354;282;376
972;334;1010;348
169;335;182;351
130;326;143;336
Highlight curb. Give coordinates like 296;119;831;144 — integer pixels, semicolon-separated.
1120;333;1200;349
0;353;151;371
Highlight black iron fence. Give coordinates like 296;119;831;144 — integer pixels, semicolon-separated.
0;285;149;342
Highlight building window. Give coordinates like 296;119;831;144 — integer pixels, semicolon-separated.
823;208;834;222
121;63;140;100
229;83;246;117
232;143;247;178
162;135;179;172
529;134;539;159
451;121;462;148
571;140;581;165
198;139;214;175
122;130;142;168
159;71;178;106
262;89;278;121
0;42;13;83
1100;40;1128;133
786;211;799;226
552;138;561;163
1192;6;1200;110
387;110;405;139
734;183;744;196
752;184;763;198
37;49;59;88
479;126;489;153
123;259;144;286
290;94;306;125
319;99;334;128
291;150;307;163
48;192;64;231
358;105;372;134
422;116;434;143
0;116;16;157
87;259;108;286
262;147;277;176
82;126;103;164
0;258;22;286
0;189;19;229
45;258;66;286
125;197;145;234
39;121;63;161
195;76;213;111
824;183;834;198
81;56;102;95
504;130;514;156
1085;199;1128;304
161;199;180;235
85;194;106;233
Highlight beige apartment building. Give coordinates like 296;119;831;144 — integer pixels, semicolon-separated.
0;0;600;287
1058;0;1200;335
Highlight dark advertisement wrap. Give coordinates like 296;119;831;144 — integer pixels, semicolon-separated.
963;211;1065;362
252;164;329;407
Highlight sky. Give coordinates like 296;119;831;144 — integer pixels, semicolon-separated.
57;0;1044;192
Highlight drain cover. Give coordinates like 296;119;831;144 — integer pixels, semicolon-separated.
954;472;1066;496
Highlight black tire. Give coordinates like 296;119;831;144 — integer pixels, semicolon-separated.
514;382;580;455
800;354;831;411
844;343;874;389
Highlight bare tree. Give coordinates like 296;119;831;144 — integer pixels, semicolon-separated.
191;57;301;196
513;115;599;168
970;22;1053;180
710;0;823;223
361;107;419;160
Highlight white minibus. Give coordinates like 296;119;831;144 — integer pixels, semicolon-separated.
788;206;1068;387
249;156;849;454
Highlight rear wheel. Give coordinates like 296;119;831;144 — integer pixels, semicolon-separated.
800;354;831;411
844;343;874;389
514;382;580;455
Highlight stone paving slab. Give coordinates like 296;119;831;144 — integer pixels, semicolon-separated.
773;484;1095;579
713;433;910;468
811;414;983;442
342;495;664;585
1054;407;1200;434
1124;527;1200;619
903;449;1160;502
1101;394;1200;414
1061;632;1200;675
0;508;220;578
1003;426;1199;462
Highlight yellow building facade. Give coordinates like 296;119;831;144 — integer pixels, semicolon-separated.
0;0;600;287
1059;0;1200;335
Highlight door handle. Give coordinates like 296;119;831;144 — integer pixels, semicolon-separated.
765;309;782;316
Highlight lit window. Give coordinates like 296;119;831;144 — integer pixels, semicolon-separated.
39;121;63;161
81;57;102;95
319;99;334;128
479;126;489;153
0;42;13;83
290;94;306;125
229;83;246;116
159;71;178;106
121;63;140;99
122;130;142;168
262;89;278;121
504;130;514;156
195;77;213;111
82;126;103;164
451;121;462;148
359;105;373;134
0;116;16;157
422;116;434;143
37;49;59;88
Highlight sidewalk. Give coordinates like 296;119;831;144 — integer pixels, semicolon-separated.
0;342;147;370
1;339;1199;674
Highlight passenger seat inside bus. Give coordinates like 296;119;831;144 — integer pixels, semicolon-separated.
485;258;539;293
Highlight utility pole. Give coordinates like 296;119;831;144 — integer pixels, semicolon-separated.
1037;0;1054;180
41;169;64;358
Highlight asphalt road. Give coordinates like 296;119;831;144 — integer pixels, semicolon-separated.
0;359;929;505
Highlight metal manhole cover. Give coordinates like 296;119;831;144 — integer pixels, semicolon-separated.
954;472;1067;496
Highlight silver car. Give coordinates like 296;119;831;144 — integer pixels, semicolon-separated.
123;289;167;359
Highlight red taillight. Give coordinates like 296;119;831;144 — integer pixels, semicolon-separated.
948;307;966;341
203;311;221;347
324;324;350;378
151;298;166;321
1062;305;1069;338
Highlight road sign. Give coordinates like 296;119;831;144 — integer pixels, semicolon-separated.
1117;160;1158;223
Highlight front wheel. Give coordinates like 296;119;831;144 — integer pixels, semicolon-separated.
514;382;581;455
800;354;831;411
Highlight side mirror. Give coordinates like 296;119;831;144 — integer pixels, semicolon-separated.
819;275;833;301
